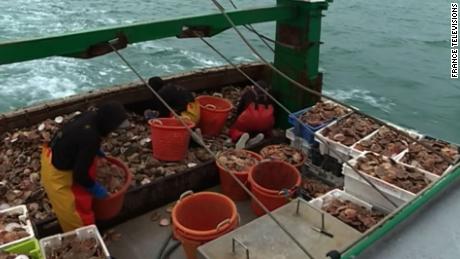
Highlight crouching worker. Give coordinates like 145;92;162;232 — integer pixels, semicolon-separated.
229;80;275;149
144;76;200;125
40;102;128;232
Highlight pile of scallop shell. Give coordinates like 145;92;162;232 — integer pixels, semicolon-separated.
44;235;104;259
356;153;431;194
300;101;349;127
400;139;459;176
354;126;410;157
0;212;29;245
322;114;380;146
0;114;76;221
101;112;219;186
216;150;260;172
96;160;126;194
259;144;305;166
0;86;242;222
322;198;386;233
301;177;334;199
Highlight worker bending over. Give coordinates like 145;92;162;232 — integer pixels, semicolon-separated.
144;76;200;125
229;80;275;148
40;102;128;232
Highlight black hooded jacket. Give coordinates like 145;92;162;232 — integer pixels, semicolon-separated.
236;80;274;116
49;102;127;188
148;77;194;117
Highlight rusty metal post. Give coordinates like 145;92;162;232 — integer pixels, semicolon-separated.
272;0;330;127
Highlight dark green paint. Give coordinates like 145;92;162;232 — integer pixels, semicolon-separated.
272;0;328;127
0;5;294;65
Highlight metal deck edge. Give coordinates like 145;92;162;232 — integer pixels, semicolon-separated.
342;165;460;258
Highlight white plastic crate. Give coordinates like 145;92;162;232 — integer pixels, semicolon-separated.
315;118;378;162
396;149;455;177
39;225;110;259
348;130;377;159
343;152;439;212
384;121;422;139
309;189;373;211
285;127;311;156
344;174;401;212
349;125;423;159
0;205;35;250
395;135;460;177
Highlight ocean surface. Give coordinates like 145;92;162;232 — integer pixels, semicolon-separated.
0;0;458;142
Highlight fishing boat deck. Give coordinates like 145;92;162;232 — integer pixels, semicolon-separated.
107;187;257;259
107;175;460;259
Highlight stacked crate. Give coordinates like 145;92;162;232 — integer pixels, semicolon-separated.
0;205;40;258
288;100;460;216
39;225;109;259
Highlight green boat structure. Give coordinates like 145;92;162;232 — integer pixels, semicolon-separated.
1;0;459;258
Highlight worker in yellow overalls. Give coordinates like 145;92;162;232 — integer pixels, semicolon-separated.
145;76;200;124
41;102;128;232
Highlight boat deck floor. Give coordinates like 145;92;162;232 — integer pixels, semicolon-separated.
108;177;460;259
107;186;257;259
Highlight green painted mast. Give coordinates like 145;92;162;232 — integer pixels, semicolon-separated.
272;0;329;127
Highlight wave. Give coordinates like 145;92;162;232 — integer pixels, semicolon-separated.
0;57;90;110
323;89;396;113
421;39;449;47
179;50;224;67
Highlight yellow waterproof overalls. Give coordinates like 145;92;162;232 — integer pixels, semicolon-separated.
181;100;200;124
40;145;96;232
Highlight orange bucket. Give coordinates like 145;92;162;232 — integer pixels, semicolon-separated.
196;95;233;137
248;161;301;216
172;191;239;259
149;118;195;161
93;157;133;220
216;150;262;201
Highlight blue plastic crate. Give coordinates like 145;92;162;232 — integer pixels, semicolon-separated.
288;107;334;144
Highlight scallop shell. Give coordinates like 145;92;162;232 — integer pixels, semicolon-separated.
54;116;64;124
37;123;45;131
187;163;197;168
5;223;23;232
159;218;170;227
150;212;160;222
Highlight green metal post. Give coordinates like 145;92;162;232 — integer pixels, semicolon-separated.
272;0;329;127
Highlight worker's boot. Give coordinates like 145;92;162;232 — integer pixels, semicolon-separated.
235;133;250;150
246;133;264;147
